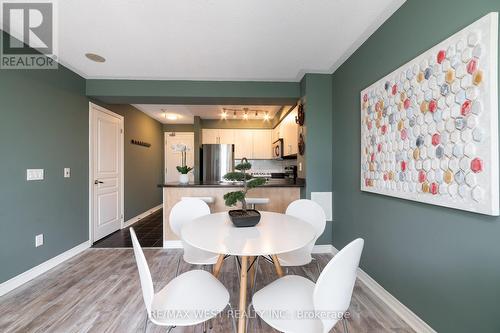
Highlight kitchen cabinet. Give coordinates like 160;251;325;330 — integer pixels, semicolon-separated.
203;128;273;159
274;106;298;156
252;130;273;159
234;130;254;159
202;129;218;144
272;125;281;143
218;129;234;144
202;129;234;144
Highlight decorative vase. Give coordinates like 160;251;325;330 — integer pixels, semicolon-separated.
179;173;189;184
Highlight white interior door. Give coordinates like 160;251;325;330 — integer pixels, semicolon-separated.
165;132;195;183
90;104;124;242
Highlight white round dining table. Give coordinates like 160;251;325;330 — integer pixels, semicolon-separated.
181;211;316;333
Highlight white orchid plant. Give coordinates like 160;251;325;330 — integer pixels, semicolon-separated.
171;143;193;174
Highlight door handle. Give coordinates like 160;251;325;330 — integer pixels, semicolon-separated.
94;180;104;184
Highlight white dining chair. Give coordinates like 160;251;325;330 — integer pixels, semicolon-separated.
251;238;364;333
251;199;326;288
278;199;326;273
169;198;219;273
130;228;235;333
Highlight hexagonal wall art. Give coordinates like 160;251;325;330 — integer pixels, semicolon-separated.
360;13;499;216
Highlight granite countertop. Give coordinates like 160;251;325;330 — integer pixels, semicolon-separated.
158;178;305;188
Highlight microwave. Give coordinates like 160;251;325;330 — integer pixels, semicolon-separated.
272;139;283;160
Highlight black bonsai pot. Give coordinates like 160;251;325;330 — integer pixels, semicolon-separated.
228;209;261;227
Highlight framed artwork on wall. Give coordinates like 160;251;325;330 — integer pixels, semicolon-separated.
360;12;499;216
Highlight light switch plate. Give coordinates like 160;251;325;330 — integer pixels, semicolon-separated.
27;169;44;181
35;234;44;247
311;192;333;221
64;168;71;178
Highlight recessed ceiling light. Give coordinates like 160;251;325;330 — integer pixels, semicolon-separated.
85;53;106;63
166;114;178;121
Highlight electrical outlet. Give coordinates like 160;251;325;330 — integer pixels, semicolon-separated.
298;162;302;172
64;168;71;178
35;234;44;247
27;169;44;181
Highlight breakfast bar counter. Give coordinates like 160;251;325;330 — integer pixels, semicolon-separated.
158;178;305;188
160;179;304;242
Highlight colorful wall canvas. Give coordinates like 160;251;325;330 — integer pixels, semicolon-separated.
360;13;499;216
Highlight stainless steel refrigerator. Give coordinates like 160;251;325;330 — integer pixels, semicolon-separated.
200;144;234;182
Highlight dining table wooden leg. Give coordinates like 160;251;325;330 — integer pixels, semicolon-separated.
212;254;225;278
238;256;248;333
248;256;256;290
270;254;284;277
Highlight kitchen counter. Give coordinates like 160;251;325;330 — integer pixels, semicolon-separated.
158;178;305;188
161;178;304;243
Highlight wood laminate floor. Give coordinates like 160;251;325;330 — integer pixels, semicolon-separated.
0;249;416;333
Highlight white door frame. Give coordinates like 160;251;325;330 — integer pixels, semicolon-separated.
88;102;125;245
164;132;195;182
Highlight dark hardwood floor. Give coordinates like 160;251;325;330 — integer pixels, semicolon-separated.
92;209;163;248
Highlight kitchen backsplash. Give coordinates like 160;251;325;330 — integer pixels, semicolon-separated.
234;159;296;173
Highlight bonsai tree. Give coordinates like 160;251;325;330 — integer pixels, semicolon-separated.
171;143;193;174
223;158;266;211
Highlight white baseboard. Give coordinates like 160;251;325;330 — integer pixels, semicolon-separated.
330;246;436;333
312;244;335;253
122;204;162;229
0;240;90;296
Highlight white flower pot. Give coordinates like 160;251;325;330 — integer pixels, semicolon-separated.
179;173;189;184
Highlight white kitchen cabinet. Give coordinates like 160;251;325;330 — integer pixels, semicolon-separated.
234;129;254;159
202;129;234;144
203;128;272;159
280;107;298;156
252;130;273;159
202;129;219;144
218;129;234;144
272;125;281;143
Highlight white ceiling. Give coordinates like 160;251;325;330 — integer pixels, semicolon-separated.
133;104;284;124
3;0;405;81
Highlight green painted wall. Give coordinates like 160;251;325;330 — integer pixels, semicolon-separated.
86;79;300;105
103;105;164;220
331;1;500;332
0;32;89;283
163;124;194;132
301;74;333;244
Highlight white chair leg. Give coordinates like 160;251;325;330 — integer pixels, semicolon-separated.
174;255;181;277
313;257;321;282
246;302;252;333
251;256;260;296
228;303;237;333
342;316;349;333
235;256;240;278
